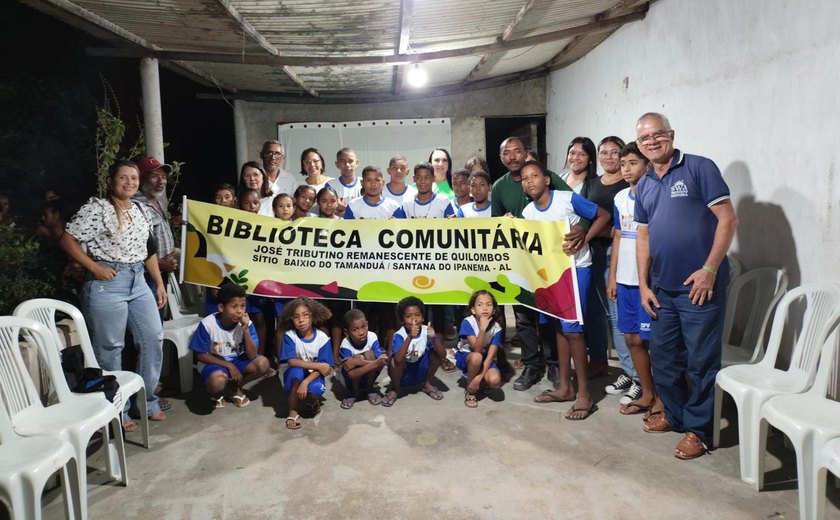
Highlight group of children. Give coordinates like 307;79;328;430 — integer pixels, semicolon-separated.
189;284;505;429
193;141;658;428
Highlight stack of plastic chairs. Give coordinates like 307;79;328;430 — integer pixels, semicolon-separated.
15;298;151;449
713;283;840;486
0;317;128;519
757;330;840;519
163;274;202;393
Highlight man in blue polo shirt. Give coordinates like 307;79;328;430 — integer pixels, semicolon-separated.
634;112;738;460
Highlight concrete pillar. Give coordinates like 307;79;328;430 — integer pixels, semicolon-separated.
140;57;164;161
233;99;248;174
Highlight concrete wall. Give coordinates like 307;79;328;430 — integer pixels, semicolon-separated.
545;0;840;286
238;78;545;172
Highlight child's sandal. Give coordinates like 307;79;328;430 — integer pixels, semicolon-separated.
231;394;250;408
464;391;478;408
212;396;225;409
285;415;301;430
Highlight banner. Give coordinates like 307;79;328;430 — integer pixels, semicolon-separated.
182;199;581;322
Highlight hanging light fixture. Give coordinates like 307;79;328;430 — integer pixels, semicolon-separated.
407;63;428;88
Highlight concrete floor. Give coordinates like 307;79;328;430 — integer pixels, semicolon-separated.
32;328;840;520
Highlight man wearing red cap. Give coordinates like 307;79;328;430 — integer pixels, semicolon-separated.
134;156;178;315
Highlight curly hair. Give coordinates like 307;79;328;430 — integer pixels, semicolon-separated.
278;297;332;332
396;296;425;322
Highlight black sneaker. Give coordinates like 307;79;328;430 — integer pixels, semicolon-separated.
513;366;544;391
605;374;632;395
620;381;642;405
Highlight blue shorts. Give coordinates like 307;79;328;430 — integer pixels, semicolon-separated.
616;284;652;340
200;354;259;382
283;366;326;397
557;266;590;333
392;349;431;387
454;350;498;376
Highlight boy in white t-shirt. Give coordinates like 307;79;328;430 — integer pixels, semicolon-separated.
402;162;453;218
189;283;271;409
607;142;657;416
344;166;406;219
326;148;362;217
457;170;492;218
384;155;417;205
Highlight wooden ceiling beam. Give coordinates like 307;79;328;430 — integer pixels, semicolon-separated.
539;2;649;71
397;0;415;55
86;9;647;67
466;0;535;83
214;0;318;97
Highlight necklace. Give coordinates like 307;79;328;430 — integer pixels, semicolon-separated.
411;196;434;218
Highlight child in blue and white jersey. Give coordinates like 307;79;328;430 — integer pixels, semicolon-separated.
381;297;448;407
277;297;334;430
189;283;271;409
455;290;504;408
607;142;657;416
457;170;493;218
521;160;610;420
338;309;388;409
344;166;406;219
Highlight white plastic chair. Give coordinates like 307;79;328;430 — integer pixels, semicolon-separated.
728;254;743;286
817;438;840;519
713;283;840;486
163;317;200;394
15;298;151;449
0;317;128;520
163;274;202;393
166;273;201;320
721;267;788;367
757;333;840;518
0;398;81;520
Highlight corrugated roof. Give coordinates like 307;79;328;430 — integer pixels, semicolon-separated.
19;0;652;101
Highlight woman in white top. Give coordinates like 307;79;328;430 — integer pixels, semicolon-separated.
299;147;333;193
560;137;598;194
60;160;168;429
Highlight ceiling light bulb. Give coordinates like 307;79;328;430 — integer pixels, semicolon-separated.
407;63;428;87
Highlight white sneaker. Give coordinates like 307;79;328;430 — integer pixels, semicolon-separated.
619;382;642;405
605;374;632;395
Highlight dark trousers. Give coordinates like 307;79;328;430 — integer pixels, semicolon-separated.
514;305;556;369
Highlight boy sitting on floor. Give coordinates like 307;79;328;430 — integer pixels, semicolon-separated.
189;283;271;408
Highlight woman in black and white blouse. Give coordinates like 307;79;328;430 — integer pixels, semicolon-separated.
61;160;169;430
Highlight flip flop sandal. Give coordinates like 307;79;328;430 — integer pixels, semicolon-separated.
533;389;575;403
212;396;226;409
380;393;397;407
441;359;457;373
422;386;445;401
675;432;708;460
367;393;382;405
122;419;139;433
464;391;478;408
285;415;302;430
231;394;250;408
340;397;356;409
565;404;598;421
620;400;654;415
158;399;172;411
642;410;673;433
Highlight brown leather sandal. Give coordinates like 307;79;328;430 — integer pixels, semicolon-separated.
642;410;673;433
674;432;708;460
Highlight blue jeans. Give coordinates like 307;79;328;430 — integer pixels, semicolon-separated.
650;289;725;445
585;242;633;376
81;261;164;417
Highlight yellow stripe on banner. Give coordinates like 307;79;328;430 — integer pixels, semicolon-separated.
182;199;580;322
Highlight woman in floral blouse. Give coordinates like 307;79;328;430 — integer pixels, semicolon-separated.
61;160;169;431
